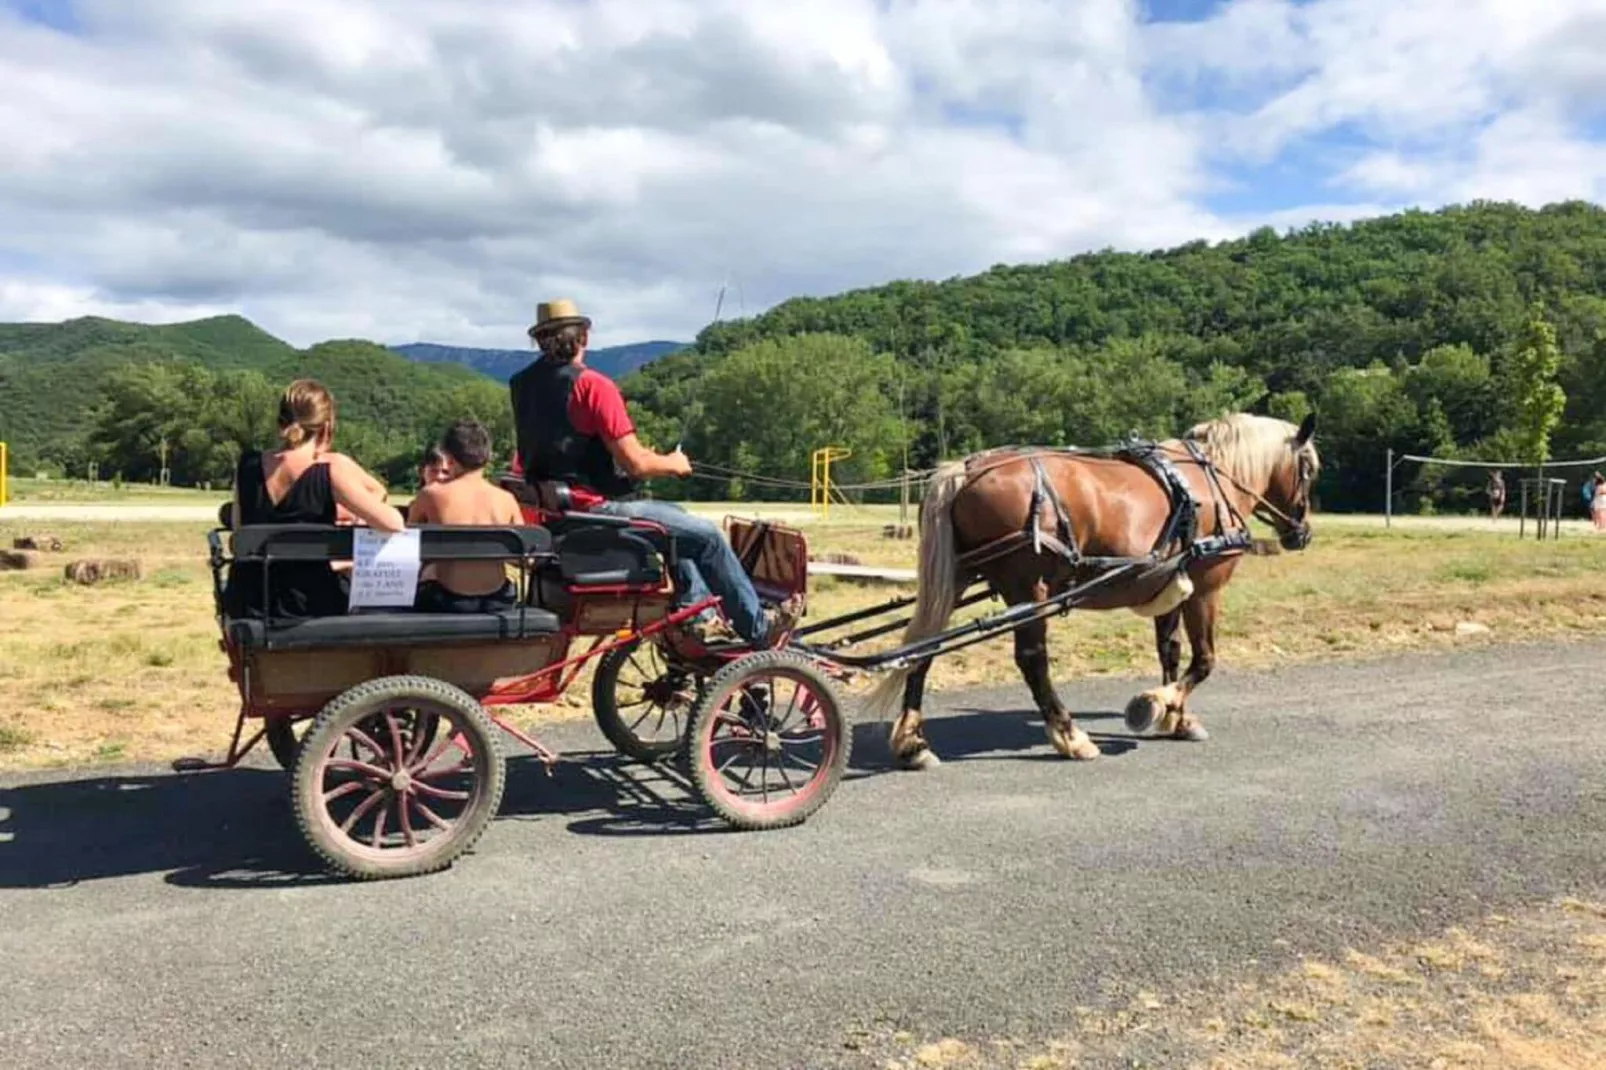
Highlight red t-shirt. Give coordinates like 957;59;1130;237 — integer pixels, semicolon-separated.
509;367;635;510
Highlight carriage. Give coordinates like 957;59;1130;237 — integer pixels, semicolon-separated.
196;412;1317;881
197;487;850;881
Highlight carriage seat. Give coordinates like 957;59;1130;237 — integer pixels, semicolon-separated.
228;606;562;652
218;523;562;652
547;522;664;587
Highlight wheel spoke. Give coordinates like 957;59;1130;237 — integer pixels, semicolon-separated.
370;797;390;848
399;790;419;847
339;787;387;835
412;780;471;802
322;780;367;804
409;735;460;775
411;798;452;830
774;680;803;734
413;758;473;782
403;713;436;767
778;749;821;775
715;745;752;776
345;725;387;763
385;711;408;769
772;753;799;795
326;757;394;781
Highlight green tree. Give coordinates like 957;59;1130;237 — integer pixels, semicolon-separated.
690;334;905;501
1505;305;1568;465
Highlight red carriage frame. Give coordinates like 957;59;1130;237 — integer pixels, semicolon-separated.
190;495;849;880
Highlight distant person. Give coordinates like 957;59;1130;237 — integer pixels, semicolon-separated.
1486;469;1505;522
407;418;524;612
507;298;802;646
223;379;404;619
1592;473;1606;531
419;443;450;487
404;443;451;523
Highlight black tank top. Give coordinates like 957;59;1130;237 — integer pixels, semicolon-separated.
223;449;348;620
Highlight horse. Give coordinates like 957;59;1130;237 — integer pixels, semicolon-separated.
864;412;1319;770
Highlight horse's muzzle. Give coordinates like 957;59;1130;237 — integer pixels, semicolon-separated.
1278;524;1312;551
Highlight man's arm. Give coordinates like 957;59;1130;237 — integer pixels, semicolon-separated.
572;371;691;480
604;432;692;480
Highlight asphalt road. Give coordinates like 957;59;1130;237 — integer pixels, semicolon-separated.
3;638;1605;1069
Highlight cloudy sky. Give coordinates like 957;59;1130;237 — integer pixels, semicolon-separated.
1;0;1603;350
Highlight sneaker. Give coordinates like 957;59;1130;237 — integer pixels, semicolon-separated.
761;593;806;644
685;614;741;645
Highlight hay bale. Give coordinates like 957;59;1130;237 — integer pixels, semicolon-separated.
13;534;64;552
0;550;39;571
63;558;143;585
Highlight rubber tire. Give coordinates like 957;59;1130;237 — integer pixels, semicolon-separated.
265;718;308;771
292;675;506;881
687;649;850;832
591;639;694;764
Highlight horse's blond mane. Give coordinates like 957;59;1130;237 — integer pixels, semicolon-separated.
1182;412;1318;489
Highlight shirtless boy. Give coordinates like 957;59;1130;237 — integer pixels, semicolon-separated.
408;418;524;612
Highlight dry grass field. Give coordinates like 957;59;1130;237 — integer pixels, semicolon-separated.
854;896;1606;1069
1;507;1605;770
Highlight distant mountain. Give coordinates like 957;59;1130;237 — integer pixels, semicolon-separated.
392;340;687;383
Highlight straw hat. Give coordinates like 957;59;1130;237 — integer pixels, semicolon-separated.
527;298;592;339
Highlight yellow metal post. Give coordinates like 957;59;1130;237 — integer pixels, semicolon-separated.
0;441;8;508
810;446;852;518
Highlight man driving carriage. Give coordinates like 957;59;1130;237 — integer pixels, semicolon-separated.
508;298;801;647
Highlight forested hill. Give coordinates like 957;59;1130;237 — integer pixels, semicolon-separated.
3;199;1605;512
624;200;1606;512
393;340;685;383
0;315;513;488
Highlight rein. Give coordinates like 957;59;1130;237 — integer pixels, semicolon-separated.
1189;456;1310;542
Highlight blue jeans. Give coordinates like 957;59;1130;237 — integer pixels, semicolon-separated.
590;499;768;643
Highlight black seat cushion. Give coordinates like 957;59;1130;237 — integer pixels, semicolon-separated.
228;607;563;652
550;525;664;586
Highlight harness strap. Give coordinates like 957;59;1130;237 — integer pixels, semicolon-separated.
948;438;1258;580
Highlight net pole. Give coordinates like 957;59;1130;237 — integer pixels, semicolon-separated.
1384;448;1393;529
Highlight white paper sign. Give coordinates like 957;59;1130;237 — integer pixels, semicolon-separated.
347;527;422;610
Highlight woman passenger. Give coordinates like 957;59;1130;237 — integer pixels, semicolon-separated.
223;379;404;620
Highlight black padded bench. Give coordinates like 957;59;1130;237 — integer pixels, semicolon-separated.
228;607;562;652
218;524;562;653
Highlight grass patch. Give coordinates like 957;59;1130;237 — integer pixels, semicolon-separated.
2;512;1606;769
0;724;35;752
858;896;1606;1069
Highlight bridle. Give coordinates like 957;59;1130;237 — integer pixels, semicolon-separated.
1204;449;1315;550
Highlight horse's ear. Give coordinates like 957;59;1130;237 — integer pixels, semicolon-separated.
1294;412;1316;447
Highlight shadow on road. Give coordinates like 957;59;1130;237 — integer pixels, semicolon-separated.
0;707;1138;890
919;705;1137;760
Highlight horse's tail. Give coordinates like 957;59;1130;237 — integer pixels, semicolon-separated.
864;459;969;718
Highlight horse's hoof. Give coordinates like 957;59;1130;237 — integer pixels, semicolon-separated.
897;747;942;771
1173;719;1209;742
1050;725;1101;761
1124;692;1165;734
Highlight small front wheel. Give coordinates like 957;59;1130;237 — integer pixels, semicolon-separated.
292;675;505;880
687;650;850;831
591;638;698;763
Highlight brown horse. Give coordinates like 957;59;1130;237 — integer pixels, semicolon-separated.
865;412;1319;769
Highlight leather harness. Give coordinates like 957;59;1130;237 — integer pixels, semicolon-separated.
952;437;1254;579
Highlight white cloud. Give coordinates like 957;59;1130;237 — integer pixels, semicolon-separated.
0;0;1601;350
